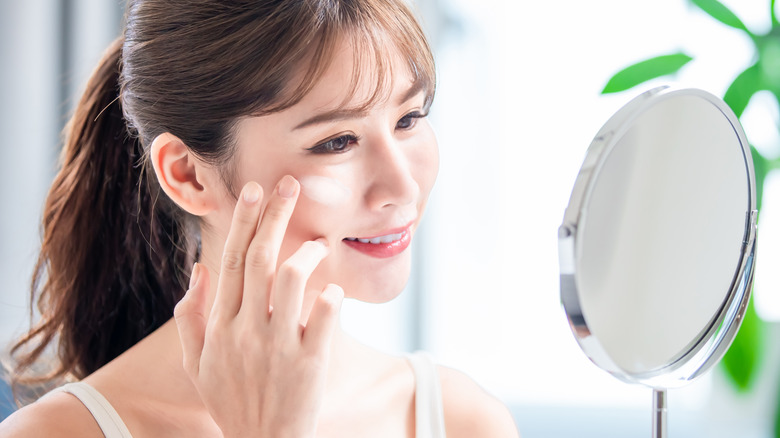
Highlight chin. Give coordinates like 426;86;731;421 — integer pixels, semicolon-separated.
326;256;412;304
349;277;409;304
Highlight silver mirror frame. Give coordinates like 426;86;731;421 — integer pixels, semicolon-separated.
558;85;758;389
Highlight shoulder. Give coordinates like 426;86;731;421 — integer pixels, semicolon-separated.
0;390;103;438
438;366;520;438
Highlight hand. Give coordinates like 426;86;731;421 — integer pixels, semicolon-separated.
173;176;344;438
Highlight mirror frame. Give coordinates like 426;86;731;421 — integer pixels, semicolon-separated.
558;85;758;388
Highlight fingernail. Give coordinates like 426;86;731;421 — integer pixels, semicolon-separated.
278;175;298;199
189;262;200;289
243;183;261;204
324;284;345;305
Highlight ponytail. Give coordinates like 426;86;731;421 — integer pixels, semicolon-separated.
10;37;196;399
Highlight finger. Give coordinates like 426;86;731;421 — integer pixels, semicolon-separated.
242;175;299;318
174;263;210;377
269;239;330;332
302;284;344;355
213;182;263;319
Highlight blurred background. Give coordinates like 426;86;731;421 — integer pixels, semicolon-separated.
2;0;780;436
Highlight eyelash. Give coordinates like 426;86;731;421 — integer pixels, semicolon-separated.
307;110;429;154
308;134;360;154
396;110;426;130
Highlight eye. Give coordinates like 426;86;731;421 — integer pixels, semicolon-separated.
396;111;427;130
308;134;359;154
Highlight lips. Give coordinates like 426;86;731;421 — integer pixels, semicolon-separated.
342;224;413;258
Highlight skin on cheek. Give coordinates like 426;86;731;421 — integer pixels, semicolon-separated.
299;175;353;207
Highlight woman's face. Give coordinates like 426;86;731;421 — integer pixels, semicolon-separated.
206;41;438;303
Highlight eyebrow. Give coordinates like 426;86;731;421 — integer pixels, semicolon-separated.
292;81;426;131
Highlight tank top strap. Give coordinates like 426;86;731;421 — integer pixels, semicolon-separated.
46;382;133;438
406;351;447;438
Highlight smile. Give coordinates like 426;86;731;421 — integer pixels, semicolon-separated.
342;225;413;258
344;231;405;244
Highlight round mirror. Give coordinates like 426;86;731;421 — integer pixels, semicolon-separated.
558;86;757;435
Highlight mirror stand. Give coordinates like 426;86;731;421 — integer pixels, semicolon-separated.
652;389;667;438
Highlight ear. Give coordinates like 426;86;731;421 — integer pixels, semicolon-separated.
150;133;218;216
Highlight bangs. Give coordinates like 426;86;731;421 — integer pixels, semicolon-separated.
219;0;436;197
262;0;436;115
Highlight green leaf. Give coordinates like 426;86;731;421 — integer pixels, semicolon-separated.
759;37;780;89
751;145;770;212
721;296;763;391
601;53;693;94
723;63;761;118
691;0;754;36
772;0;779;28
775;384;780;438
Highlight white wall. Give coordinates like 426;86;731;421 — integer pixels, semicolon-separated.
0;2;62;347
421;1;779;437
0;0;123;346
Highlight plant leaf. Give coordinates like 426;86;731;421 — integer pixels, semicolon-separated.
723;63;762;118
772;0;779;28
751;145;770;212
775;385;780;438
601;53;693;94
691;0;753;36
721;296;763;391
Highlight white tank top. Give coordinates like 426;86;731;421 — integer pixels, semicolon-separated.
46;352;447;438
47;380;133;438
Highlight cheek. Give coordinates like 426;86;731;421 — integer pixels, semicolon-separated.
411;127;440;196
298;175;352;207
279;172;356;255
284;200;334;242
276;180;357;292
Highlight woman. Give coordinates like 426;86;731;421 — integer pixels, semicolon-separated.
1;0;519;436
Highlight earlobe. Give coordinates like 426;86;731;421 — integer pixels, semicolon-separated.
150;133;217;216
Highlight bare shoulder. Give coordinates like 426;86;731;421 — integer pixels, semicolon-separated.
438;366;520;438
0;391;103;438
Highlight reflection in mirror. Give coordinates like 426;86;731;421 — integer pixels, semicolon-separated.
559;86;757;437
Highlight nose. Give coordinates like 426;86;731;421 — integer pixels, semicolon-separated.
364;134;420;211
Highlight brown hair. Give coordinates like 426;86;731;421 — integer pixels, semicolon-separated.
9;0;435;400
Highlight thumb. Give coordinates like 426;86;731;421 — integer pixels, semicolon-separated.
174;262;209;378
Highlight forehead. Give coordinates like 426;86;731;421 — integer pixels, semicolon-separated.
296;38;417;113
233;40;420;143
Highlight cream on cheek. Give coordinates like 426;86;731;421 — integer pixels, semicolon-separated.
298;175;352;207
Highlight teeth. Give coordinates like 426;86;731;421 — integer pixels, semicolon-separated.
347;232;404;244
379;234;395;243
